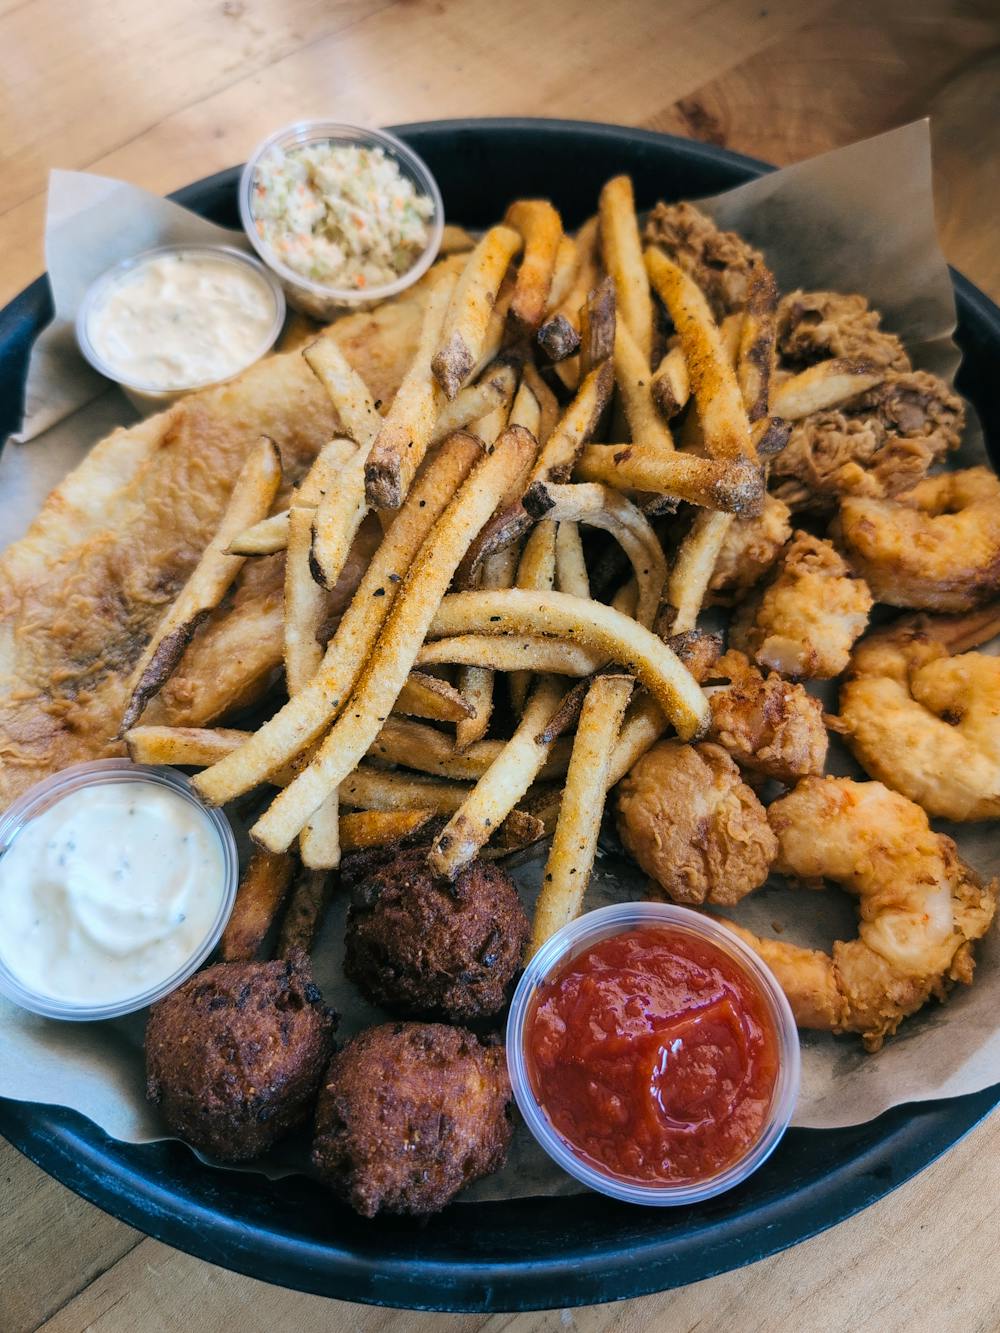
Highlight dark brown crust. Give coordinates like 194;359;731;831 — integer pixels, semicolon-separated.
276;867;335;958
145;957;336;1162
431;332;476;401
364;454;404;512
311;1022;513;1217
119;612;210;734
579;276;616;377
452;501;535;588
220;849;295;963
536;312;581;362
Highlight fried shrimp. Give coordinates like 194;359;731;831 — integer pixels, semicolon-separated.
708;494;792;603
836;467;1000;612
838;608;1000;820
616;740;777;906
706;649;827;783
721;777;997;1050
730;531;873;679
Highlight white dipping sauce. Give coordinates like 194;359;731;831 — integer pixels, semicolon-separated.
0;782;225;1006
86;250;278;391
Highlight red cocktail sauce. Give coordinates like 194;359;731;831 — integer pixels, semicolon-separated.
524;926;781;1186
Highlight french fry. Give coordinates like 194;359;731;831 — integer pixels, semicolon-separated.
529;673;633;954
650;344;690;419
310;444;371;589
303;339;381;448
368;716;573;782
483;808;545;857
505;199;563;334
539;216;599;372
508;378;541;437
339;808;434;851
523;482;666;628
645;248;753;462
607;690;668;786
396;669;475;723
537;312;580;364
125;725;250;769
753;415;792;457
611;577;639;618
227;510;291;557
417;634;601;676
510;519;558;713
284;505;327;695
578;276;616;378
300;795;341;870
667;509;734;634
531;359;614;484
599;175;653;363
365;268;458;510
430;361;517;444
736;266;779;424
454;546;516;750
252;427;536;852
555;521;590;599
428;675;565;878
431;226;523;398
574;443;764;514
614;318;674;454
521;363;561;444
771;358;885;420
227;439;357;556
544;234;578;315
219;848;295;962
194;432;483;807
428;588;709;741
341;764;470;813
120;437;282;733
466;268;517;384
276;867;332;958
439;223;476;255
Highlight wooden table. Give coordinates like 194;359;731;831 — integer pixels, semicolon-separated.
3;2;1000;1329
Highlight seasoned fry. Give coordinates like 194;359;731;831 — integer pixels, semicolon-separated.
369;715;573;782
574;442;763;514
578;276;616;378
455;546;516;750
339;808;434;851
428;676;565;878
284;505;327;694
537;312;580;364
510;519;558;712
736;266;778;424
395;670;475;723
300;796;341;870
539;215;599;371
341;764;470;813
365;269;458;510
432;225;523;398
668;509;734;634
521;362;561;444
125;725;250;769
530;674;633;954
430;361;518;444
228;440;357;556
531;359;614;484
645;247;753;462
276;867;332;958
505;199;563;334
252;427;536;852
439;223;476;255
607;691;668;786
194;432;483;807
120;437;282;733
428;588;709;741
508;378;541;437
417;634;601;676
220;848;295;962
303;338;381;448
310;444;371;589
614;318;674;453
523;482;667;628
545;234;579;315
650;344;690;419
555;521;590;599
466;268;517;384
227;509;292;557
600;175;653;363
771;358;885;421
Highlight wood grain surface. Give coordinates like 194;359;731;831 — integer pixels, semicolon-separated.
2;1;1000;1329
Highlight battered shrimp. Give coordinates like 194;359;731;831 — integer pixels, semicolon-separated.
706;649;827;783
838;607;1000;820
708;494;792;603
721;777;997;1050
836;467;1000;612
730;531;873;679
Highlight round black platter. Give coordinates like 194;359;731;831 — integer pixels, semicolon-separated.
1;120;998;1313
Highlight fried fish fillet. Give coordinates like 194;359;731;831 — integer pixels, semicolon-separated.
0;262;457;808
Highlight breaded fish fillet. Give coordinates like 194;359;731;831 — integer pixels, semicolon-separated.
0;263;455;808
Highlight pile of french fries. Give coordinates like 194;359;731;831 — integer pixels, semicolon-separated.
121;175;804;959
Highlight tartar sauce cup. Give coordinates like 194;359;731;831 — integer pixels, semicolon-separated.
0;760;239;1022
76;244;286;415
506;901;801;1207
239;121;445;320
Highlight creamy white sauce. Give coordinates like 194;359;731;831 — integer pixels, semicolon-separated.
86;250;278;391
0;782;226;1006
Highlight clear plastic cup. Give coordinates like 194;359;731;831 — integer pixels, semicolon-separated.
506;901;800;1206
0;760;239;1021
239;120;444;321
76;244;286;415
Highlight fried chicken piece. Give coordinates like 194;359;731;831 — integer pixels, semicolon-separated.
342;843;529;1021
730;531;873;679
708;494;792;602
643;201;765;318
617;740;777;906
835;466;1000;612
145;956;336;1161
777;290;910;373
706;649;827;783
312;1022;512;1217
770;370;965;512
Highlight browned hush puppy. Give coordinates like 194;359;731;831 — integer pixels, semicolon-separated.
146;955;336;1161
342;841;529;1021
312;1022;512;1217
